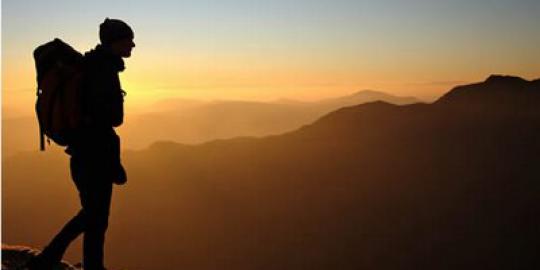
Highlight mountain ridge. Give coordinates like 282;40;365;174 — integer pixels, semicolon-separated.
142;74;537;149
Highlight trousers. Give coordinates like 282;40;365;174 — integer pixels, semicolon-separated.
41;151;114;270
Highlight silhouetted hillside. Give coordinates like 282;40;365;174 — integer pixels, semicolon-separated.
3;75;539;270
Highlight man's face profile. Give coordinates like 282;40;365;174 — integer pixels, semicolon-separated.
111;38;135;58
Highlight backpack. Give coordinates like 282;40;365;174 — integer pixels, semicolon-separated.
33;38;84;151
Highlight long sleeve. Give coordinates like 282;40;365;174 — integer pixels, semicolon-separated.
82;67;124;129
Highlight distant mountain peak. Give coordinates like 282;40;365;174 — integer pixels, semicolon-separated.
350;89;386;96
435;75;539;107
319;89;420;107
485;74;528;84
347;89;403;99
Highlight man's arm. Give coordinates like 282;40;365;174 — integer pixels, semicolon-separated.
84;70;124;128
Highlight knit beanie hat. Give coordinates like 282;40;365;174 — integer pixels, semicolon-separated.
99;18;134;45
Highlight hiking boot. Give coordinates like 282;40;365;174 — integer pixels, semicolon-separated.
25;253;61;270
77;264;108;270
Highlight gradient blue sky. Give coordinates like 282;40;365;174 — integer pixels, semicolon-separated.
3;0;540;115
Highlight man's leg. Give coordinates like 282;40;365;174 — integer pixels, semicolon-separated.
74;138;116;270
80;179;113;270
39;209;85;261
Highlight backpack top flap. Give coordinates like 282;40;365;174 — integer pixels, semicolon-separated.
34;38;83;87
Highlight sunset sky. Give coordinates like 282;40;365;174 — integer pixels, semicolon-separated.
3;0;540;116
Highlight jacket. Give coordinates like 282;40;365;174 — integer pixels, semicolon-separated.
66;44;125;173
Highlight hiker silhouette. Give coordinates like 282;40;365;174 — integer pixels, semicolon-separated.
28;18;135;270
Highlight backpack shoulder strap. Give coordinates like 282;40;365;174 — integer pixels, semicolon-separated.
36;87;45;151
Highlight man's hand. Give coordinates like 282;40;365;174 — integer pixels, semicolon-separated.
113;163;127;185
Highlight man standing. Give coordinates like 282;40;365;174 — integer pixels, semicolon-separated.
28;18;135;270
